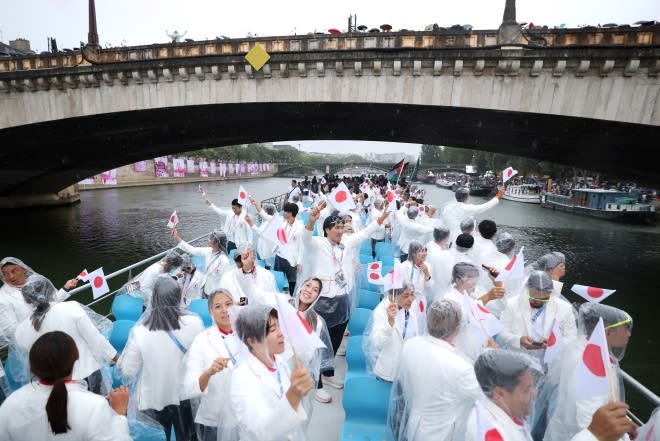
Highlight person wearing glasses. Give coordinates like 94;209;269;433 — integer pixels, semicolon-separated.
498;270;577;365
542;302;634;441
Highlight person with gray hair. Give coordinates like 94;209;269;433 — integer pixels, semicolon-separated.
499;270;577;366
401;241;434;304
231;304;314;441
441;185;505;245
172;228;233;298
465;349;543;441
535;251;567;297
390;299;483;441
219;241;277;306
174;254;205;306
118;276;205;441
542;302;633;441
14;274;118;394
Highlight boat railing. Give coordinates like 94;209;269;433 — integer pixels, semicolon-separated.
260;192;290;212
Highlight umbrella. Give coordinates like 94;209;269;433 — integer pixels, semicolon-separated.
380;24;392;31
328;28;341;35
357;25;368;31
369;28;380;33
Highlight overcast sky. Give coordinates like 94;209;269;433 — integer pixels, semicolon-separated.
2;0;657;157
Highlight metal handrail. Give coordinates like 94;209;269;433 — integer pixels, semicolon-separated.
260;192;289;212
621;368;660;424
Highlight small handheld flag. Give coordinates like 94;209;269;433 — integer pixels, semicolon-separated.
571;284;616;303
87;267;110;299
575;317;613;401
167;210;179;229
502;166;518;184
77;269;89;282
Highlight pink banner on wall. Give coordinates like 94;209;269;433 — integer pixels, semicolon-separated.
101;169;117;185
134;161;147;172
186;159;195;173
154;157;169;177
200;161;209;177
173;158;185;178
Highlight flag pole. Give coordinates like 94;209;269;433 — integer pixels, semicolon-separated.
395;157;404;187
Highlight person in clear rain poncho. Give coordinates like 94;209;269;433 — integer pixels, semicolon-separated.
443;262;503;362
425;225;454;299
174;254;205;306
181;289;242;441
465;349;543;441
13;274;117;395
289;277;334;404
533;252;567;298
220;242;278;306
499;270;577;367
128;250;183;306
400;241;434;305
172;228;234;298
117;275;205;441
0;257;78;345
363;280;426;382
0;331;131;441
541;303;634;441
230;303;314;441
389;298;484;441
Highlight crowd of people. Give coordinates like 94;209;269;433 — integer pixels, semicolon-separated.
0;172;657;441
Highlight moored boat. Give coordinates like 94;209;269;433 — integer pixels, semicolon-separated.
504;182;542;204
540;188;658;224
435;172;460;189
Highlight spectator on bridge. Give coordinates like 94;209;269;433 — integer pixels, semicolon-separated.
205;196;252;254
441;185;505;244
166;30;187;43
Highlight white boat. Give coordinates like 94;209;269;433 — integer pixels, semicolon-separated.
504;182;541;204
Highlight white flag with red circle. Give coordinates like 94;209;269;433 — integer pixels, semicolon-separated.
575;317;613;401
366;261;384;285
475;400;505;441
543;319;565;365
571;284;616;303
167;210;179;229
329;182;356;212
274;292;325;352
383;262;404;292
502;166;518;184
87;267;110;299
77;269;89;282
495;246;525;282
237;185;250;207
418;205;426;214
470;300;502;337
261;212;294;265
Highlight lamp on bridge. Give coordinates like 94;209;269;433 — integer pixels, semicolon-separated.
498;0;522;45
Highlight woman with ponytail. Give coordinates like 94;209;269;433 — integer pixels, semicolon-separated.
0;331;130;440
13;274;118;394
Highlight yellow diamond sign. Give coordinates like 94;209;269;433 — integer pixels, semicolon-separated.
245;44;270;71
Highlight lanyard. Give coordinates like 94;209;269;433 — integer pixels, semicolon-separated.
332;244;344;267
274;365;284;398
208;252;222;269
532;306;545;322
221;335;237;365
402;310;410;339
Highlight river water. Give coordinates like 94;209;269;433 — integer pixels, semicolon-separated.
2;177;659;419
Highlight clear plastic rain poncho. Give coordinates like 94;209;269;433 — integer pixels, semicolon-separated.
362;282;426;382
0;257;36;344
388;298;484;441
8;274;114;394
471;349;544;436
121;251;183;303
117;275;205;441
289;277;334;380
637;406;660;441
536;302;632;441
231;303;308;441
0;257;35;287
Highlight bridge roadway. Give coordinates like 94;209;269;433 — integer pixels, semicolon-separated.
0;26;659;204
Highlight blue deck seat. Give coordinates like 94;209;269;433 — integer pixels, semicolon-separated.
357;289;381;310
191;254;206;272
345;335;368;380
347;308;372;336
270;269;290;293
341;376;394;441
359;253;374;264
111;294;144;321
188;298;212;327
109;319;137;354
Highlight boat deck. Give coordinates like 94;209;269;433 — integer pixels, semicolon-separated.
307;352;348;441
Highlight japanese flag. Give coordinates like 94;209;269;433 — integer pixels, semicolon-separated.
495;246;525;282
77;269;89;282
237;185;250;207
544;319;565;365
571;284;616;303
274;293;325;353
329;182;356;212
418;205;426;214
367;261;384;285
503;166;518;184
475;400;504;441
471;301;502;337
261;213;294;265
167;210;179;229
383;262;404;292
387;198;398;213
87;267;110;299
575;317;613;401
